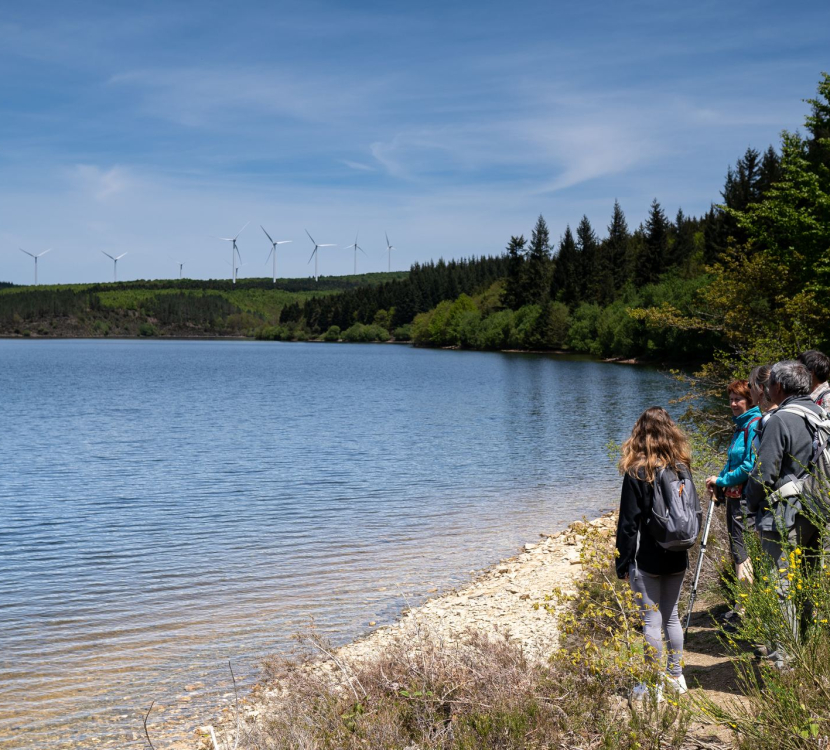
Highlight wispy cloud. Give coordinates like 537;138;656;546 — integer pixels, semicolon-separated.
72;165;131;200
341;160;375;172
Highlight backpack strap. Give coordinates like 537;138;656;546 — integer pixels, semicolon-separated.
778;403;824;429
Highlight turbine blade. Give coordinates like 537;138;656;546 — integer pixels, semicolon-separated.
265;247;273;263
307;247;317;264
276;240;292;245
386;232;390;247
234;221;250;240
318;244;336;247
101;250;115;260
38;248;52;258
218;237;234;241
115;252;128;260
19;248;35;258
261;225;275;244
305;229;316;245
359;247;368;257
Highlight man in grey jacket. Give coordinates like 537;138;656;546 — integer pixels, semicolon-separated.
746;360;824;663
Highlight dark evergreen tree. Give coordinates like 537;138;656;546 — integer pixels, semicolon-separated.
635;199;669;285
501;235;526;310
670;207;696;271
552;226;579;304
605;200;630;291
575;215;599;301
522;215;552;306
757;146;781;195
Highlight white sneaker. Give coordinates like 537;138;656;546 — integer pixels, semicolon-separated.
664;674;688;695
629;682;664;704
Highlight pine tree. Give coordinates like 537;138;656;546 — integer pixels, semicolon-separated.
605;200;630;291
757;146;781;196
575;215;599;302
670;207;696;270
635;199;668;285
502;235;527;310
552;226;578;304
522;215;552;306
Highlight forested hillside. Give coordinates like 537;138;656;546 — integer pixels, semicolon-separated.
0;273;406;338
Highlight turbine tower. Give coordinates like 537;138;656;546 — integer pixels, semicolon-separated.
19;248;51;285
218;222;249;284
385;232;396;272
261;226;292;284
101;250;128;282
344;232;367;275
305;230;336;281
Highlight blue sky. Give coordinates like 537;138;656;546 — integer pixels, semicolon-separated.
1;0;828;284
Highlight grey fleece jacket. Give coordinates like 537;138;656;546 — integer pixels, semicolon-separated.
745;395;822;531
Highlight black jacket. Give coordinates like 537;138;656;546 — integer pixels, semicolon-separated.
615;472;689;579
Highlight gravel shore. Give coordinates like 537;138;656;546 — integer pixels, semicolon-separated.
194;513;615;748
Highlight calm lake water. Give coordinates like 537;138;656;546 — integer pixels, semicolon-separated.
0;340;684;749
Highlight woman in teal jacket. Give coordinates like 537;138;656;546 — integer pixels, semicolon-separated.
705;380;762;598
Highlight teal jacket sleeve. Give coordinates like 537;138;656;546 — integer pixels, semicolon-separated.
716;421;759;488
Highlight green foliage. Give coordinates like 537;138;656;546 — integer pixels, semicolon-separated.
567;303;602;355
138;322;157;337
699;523;830;749
392;324;412;341
323;325;341;342
341;323;390;342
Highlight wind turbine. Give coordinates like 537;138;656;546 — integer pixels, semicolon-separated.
344;231;368;275
19;248;51;285
384;232;396;272
261;226;292;284
168;256;185;279
305;230;336;281
101;250;128;282
218;222;249;284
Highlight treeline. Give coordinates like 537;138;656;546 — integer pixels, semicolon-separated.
0;272;410;337
407;103;793;360
638;72;830;378
276;256;509;335
80;272;405;294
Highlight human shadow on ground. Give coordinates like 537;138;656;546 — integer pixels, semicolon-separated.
682;603;761;697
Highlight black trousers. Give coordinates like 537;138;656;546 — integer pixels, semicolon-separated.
725;496;753;566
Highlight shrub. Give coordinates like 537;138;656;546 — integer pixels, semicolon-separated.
507;304;541;349
342;323;390;342
567;302;602;354
138;322;157;337
324;325;341;342
392;324;412;341
477;310;514;350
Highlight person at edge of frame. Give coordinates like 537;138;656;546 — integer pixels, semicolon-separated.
745;360;825;669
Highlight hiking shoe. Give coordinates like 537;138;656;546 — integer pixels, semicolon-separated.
664;674;688;695
629;682;664;706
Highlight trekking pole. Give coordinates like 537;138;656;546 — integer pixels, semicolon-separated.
684;494;718;635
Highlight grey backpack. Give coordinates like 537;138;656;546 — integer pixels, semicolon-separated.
647;464;701;551
773;404;830;523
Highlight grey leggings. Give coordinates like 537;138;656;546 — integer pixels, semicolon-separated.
629;567;685;677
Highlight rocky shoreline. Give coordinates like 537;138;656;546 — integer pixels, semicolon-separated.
194;513;616;748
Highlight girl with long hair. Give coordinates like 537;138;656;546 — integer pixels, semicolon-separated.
616;406;692;700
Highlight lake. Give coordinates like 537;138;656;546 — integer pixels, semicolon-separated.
0;340;684;749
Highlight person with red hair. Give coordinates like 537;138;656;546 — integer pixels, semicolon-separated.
705;380;762;622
